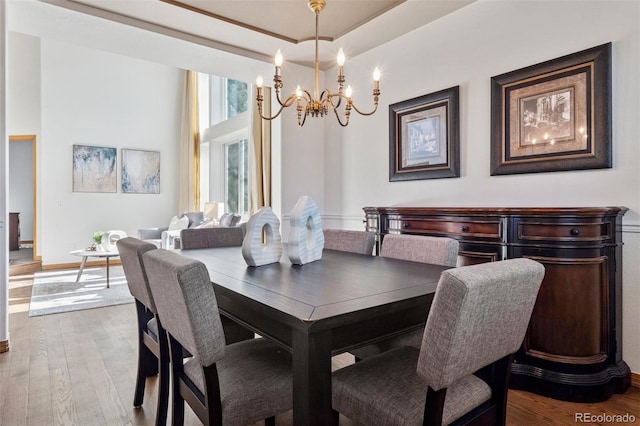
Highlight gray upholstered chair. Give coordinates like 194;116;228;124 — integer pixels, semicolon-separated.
179;226;245;250
142;249;292;426
332;258;545;426
379;233;459;266
116;237;169;425
323;229;376;255
351;234;459;360
179;225;254;345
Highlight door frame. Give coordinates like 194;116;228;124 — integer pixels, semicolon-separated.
9;135;38;261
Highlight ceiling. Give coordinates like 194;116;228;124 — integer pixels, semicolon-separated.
35;0;475;69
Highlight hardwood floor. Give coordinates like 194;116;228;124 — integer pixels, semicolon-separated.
2;272;639;426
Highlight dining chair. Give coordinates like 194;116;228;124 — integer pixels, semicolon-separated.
179;226;245;250
143;249;293;426
332;258;545;426
323;229;376;255
116;237;169;426
351;234;459;360
179;226;255;345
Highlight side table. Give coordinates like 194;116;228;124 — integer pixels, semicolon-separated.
70;249;120;288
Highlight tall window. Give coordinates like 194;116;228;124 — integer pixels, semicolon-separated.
226;79;248;119
198;73;250;217
225;139;249;214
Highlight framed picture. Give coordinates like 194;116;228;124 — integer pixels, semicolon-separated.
389;86;459;181
121;149;160;194
72;144;117;193
491;43;611;175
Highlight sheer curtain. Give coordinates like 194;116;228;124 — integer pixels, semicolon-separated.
178;70;200;213
249;85;271;214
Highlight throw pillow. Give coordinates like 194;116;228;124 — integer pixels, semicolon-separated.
230;214;242;227
168;215;189;231
182;211;205;228
219;213;232;227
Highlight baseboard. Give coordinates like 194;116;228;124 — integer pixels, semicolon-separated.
0;339;9;353
42;259;122;271
632;372;640;388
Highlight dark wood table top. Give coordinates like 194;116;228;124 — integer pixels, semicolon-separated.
178;246;447;323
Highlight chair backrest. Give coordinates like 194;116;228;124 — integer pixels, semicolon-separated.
417;258;545;390
117;237;158;313
380;234;459;267
179;227;244;249
143;249;226;367
323;229;376;255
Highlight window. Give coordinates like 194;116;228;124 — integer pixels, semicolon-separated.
226;79;248;119
198;73;250;217
225;139;249;214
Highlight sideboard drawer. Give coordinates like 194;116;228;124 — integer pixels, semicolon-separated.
514;220;611;243
397;217;503;240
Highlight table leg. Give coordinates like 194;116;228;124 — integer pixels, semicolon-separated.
291;329;334;426
106;256;110;289
75;256;88;283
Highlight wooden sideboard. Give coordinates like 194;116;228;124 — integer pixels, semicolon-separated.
363;206;630;402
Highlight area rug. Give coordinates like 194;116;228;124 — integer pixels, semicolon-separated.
29;266;133;317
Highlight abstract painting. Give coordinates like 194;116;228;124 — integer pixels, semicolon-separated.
121;149;160;194
72;145;117;193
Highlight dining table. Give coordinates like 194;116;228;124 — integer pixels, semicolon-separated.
177;245;449;425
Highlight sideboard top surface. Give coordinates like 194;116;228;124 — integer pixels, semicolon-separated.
363;206;628;217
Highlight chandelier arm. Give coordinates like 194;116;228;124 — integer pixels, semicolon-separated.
275;88;294;107
332;107;349;127
259;94;299;121
350;102;379;116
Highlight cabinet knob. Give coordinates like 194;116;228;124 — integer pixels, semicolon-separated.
570;228;580;236
461;225;469;232
403;223;411;229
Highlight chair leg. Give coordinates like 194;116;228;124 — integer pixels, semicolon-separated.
423;387;447;426
134;302;156;407
169;335;185;426
265;416;276;426
155;326;171;426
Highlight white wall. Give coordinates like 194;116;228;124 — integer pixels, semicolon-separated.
8;32;39;134
35;40;183;264
324;1;640;373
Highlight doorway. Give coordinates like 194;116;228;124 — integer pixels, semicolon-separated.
8;135;39;274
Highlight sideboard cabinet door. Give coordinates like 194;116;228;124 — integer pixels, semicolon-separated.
508;212;629;402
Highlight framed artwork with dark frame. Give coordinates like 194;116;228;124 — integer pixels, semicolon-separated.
490;43;611;175
389;86;459;182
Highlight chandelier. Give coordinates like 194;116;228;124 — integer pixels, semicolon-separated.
255;0;381;127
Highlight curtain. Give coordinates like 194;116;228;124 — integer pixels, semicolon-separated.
249;85;272;214
178;70;199;213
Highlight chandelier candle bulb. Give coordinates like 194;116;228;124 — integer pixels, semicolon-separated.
275;49;283;73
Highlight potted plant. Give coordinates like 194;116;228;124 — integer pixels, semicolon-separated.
92;231;104;251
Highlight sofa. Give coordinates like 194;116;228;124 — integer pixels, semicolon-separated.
138;211;242;249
